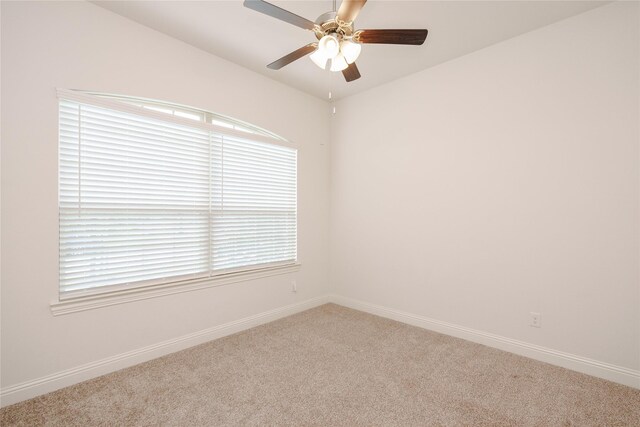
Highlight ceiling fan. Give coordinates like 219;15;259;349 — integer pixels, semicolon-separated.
243;0;428;82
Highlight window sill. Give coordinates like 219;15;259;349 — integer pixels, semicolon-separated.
50;263;301;316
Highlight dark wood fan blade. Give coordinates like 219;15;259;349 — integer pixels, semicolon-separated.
336;0;367;25
267;43;317;70
356;29;428;45
342;62;361;82
243;0;316;31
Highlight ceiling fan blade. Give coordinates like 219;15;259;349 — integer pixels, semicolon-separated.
336;0;367;25
243;0;316;31
267;43;318;70
356;29;428;45
342;62;361;82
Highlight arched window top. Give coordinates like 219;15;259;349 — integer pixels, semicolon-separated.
82;91;288;142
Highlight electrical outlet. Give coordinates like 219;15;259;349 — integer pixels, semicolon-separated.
291;280;297;293
530;312;541;328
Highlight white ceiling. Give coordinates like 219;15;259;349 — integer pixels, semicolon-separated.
92;0;607;101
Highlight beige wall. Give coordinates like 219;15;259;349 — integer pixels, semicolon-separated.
1;0;330;399
330;1;639;373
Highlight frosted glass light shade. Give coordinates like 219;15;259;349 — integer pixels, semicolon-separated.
318;35;340;59
330;53;349;72
310;49;329;69
340;40;361;64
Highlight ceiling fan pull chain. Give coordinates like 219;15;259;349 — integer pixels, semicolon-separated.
333;0;336;12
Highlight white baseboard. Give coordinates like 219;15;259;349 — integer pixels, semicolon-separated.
329;294;640;389
0;295;330;408
3;293;638;408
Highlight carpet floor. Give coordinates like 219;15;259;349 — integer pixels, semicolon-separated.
1;303;639;426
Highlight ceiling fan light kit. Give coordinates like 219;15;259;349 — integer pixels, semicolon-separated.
318;34;340;59
310;49;329;70
330;53;349;72
243;0;428;82
340;40;361;64
309;33;360;71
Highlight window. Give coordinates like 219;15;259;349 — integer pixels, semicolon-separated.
58;90;296;298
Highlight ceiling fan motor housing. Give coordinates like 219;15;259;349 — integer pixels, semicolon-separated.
314;11;353;40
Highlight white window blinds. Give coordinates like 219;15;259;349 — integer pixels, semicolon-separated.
59;92;297;295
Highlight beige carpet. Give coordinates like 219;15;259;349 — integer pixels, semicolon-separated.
2;303;639;426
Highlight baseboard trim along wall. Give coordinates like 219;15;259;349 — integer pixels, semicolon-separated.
0;295;330;407
329;294;640;389
3;293;638;407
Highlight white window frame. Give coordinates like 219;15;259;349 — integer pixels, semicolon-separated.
51;89;300;315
